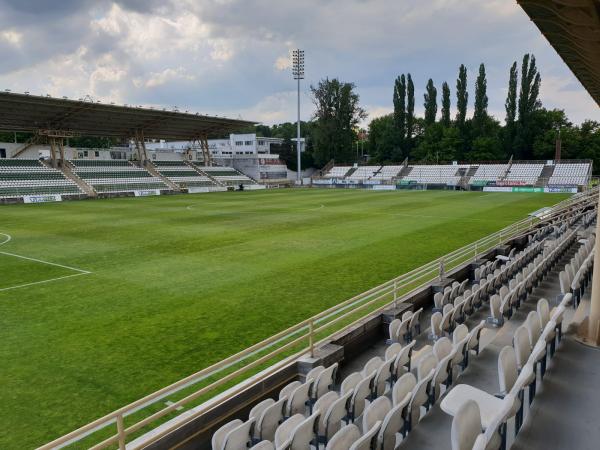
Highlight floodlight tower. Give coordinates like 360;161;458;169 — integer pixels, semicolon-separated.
292;49;304;183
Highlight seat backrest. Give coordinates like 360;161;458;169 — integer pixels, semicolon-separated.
389;319;401;341
385;342;403;361
537;298;550;328
454;295;464;307
410;308;423;330
434;292;444;309
315;363;338;398
323;391;352;439
257;397;287;441
451;400;482;450
525;311;542;345
279;381;301;401
305;365;325;385
394;340;415;376
418;352;437;381
453;324;468;344
402;310;413;321
249;440;274;450
431;312;443;337
314;391;339;434
392;372;417;406
288;380;312;416
325;424;361;450
499;285;509;301
351;373;374;418
249;398;275;422
433;337;453;360
289;411;320;450
467;320;485;351
513;326;531;370
379;403;404;450
362;356;383;377
441;309;453;331
362;396;392;432
341;372;362;395
212;419;242;450
349;421;381;450
490;295;501;319
222;418;255;450
498;346;518;395
443;303;454;315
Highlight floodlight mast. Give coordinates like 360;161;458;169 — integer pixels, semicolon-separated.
292;49;304;183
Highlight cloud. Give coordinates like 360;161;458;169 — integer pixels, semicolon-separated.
0;0;597;129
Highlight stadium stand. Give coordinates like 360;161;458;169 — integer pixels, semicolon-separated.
503;163;545;185
194;165;257;186
468;164;509;185
401;165;469;185
346;166;382;181
0;159;82;198
548;162;591;186
370;166;404;181
69;160;167;193
324;166;353;178
206;204;596;450
151;161;218;188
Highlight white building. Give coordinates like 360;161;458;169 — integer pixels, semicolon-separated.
146;133;288;181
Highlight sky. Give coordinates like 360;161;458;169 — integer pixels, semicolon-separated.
0;0;598;128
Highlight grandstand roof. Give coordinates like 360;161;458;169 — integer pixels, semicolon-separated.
518;0;600;107
0;91;255;140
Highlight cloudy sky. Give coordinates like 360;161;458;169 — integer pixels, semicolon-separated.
0;0;598;127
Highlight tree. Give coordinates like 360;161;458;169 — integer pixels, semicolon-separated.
473;63;488;129
455;64;468;127
441;81;451;127
424;79;437;125
515;54;542;158
406;74;415;141
310;77;367;166
368;114;396;162
393;75;407;149
503;61;518;154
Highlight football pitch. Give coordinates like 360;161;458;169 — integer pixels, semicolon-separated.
0;189;569;449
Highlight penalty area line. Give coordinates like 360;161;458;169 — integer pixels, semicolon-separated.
0;272;90;292
0;251;91;274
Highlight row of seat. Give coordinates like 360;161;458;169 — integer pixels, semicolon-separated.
448;212;593;450
559;232;595;308
0;159;83;198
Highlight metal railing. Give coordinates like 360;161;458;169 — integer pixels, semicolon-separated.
38;188;598;450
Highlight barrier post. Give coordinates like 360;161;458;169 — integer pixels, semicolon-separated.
117;414;126;450
309;320;315;358
393;280;398;308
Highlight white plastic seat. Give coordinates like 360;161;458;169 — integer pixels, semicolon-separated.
409;368;434;428
279;381;301;401
430;312;443;341
451;400;482;450
222;418;255;450
341;372;362;395
256;397;287;442
315;391;340;437
249;398;275;422
212;419;242;450
392;340;415;379
276;411;319;450
385;343;403;361
362;396;391;434
325;424;361;450
321;391;352;443
362;357;383;377
249;440;274;450
314;363;338;399
378;403;405;450
349;421;381;450
349;372;375;421
498;346;518;397
286;380;312;416
392;372;417;407
467;320;486;356
373;358;394;397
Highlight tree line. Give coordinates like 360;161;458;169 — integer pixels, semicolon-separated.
257;54;600;173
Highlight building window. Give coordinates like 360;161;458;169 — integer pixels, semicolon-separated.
245;140;253;145
235;141;243;146
258;140;265;146
83;150;88;157
95;151;100;157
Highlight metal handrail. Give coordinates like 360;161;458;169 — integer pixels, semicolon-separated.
38;188;598;450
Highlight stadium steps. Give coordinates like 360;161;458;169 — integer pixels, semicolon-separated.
398;166;413;178
143;162;180;191
459;165;479;189
184;161;225;187
344;167;357;178
59;162;96;196
536;164;555;187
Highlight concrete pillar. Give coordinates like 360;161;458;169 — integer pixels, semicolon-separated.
587;193;600;344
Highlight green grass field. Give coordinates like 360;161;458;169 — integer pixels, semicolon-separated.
0;189;569;449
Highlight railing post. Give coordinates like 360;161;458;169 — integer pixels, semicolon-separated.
393;280;398;308
474;242;478;261
309;320;315;358
117;414;126;450
439;258;445;281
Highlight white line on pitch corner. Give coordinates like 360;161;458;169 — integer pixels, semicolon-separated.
0;251;91;274
0;273;90;292
0;233;11;246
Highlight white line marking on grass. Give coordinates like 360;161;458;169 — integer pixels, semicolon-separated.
0;231;92;292
0;233;11;246
306;204;325;211
0;251;91;274
0;272;89;292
